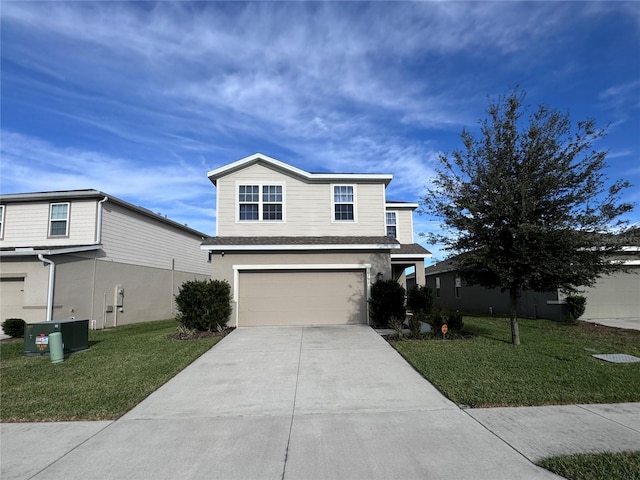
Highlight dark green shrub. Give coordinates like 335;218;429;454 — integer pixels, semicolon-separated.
175;279;232;331
447;310;464;332
406;285;433;315
369;279;406;327
565;295;586;321
1;318;25;338
429;305;446;336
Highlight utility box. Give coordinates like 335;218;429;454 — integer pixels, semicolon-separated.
24;319;89;356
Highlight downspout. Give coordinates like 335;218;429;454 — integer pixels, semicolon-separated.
38;254;55;322
96;196;108;244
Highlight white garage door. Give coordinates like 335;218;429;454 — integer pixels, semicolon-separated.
0;278;25;322
238;269;367;326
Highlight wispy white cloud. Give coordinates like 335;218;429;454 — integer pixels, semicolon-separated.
0;130;216;234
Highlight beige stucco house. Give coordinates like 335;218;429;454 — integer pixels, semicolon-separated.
202;153;431;327
0;190;211;328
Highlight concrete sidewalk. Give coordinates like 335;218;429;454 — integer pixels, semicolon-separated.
2;325;638;480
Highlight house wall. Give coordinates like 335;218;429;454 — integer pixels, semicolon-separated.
216;163;387;237
578;266;640;321
389;208;415;244
425;271;564;321
0;199;98;248
0;257;53;323
100;202;210;275
0;253;209;326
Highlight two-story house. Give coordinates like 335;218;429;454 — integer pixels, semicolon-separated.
0;190;211;328
202;153;431;327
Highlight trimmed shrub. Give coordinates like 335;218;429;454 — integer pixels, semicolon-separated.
565;295;587;322
447;310;464;332
369;279;406;327
2;318;25;338
175;279;232;331
406;285;434;315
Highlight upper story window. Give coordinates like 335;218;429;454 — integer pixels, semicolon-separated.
238;184;283;221
0;205;5;239
49;202;70;236
333;185;355;221
455;276;462;298
386;211;397;238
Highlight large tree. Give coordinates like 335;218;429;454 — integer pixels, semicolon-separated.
423;89;635;345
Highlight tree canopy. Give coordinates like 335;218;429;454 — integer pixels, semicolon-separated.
423;89;635;344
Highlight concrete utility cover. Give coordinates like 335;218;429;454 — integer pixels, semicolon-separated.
592;353;640;364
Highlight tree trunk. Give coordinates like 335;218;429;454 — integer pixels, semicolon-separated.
509;288;521;345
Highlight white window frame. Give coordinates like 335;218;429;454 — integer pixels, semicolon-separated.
0;205;4;239
455;275;462;298
49;202;70;237
331;184;357;222
386;210;398;238
435;276;441;298
236;182;285;222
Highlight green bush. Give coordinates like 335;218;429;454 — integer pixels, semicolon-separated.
429;305;447;336
447;310;464;332
409;311;427;339
1;318;25;338
369;279;406;327
406;285;433;314
565;295;587;321
175;279;232;331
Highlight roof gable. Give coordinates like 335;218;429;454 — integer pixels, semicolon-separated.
207;153;393;186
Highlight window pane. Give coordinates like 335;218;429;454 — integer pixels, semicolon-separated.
334;204;354;220
334;185;353;203
239;185;259;202
239;204;258;220
386;212;396;225
386;226;397;237
51;204;68;220
262;185;282;202
50;220;67;236
263;204;282;220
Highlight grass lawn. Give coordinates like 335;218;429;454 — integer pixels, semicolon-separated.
0;320;220;422
538;451;640;480
393;317;640;407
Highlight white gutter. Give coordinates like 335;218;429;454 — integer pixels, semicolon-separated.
96;196;108;243
0;245;102;257
38;253;55;322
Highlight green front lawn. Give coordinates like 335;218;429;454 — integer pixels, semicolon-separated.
0;320;220;422
393;317;640;407
538;451;640;480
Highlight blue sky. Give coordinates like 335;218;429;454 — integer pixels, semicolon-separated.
1;1;639;263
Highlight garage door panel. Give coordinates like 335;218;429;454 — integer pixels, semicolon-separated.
0;278;25;322
238;270;367;326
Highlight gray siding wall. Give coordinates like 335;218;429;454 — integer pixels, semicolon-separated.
425;271;564;321
100;201;210;275
216;163;387;237
0;199;98;248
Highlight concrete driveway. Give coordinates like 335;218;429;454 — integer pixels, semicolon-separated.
3;326;562;480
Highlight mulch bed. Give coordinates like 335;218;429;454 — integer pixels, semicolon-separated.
170;327;235;340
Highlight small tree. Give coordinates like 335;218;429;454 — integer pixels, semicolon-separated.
423;89;634;345
565;295;587;322
175;279;232;331
369;279;406;327
406;285;433;315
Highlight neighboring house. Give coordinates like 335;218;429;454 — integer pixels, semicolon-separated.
424;248;640;326
202;153;431;327
0;190;211;328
